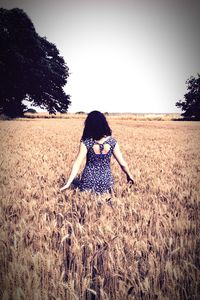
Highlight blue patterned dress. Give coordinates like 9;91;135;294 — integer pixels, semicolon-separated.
80;137;117;194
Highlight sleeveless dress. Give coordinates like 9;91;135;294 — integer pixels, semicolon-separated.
80;136;117;194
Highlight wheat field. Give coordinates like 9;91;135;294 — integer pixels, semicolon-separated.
0;117;200;299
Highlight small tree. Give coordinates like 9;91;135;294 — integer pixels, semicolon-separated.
0;8;71;117
176;74;200;120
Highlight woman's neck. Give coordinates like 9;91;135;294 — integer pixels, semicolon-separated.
95;136;110;144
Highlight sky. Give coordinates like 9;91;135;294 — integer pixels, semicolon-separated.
1;0;200;113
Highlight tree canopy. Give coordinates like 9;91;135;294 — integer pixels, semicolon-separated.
0;8;71;117
176;74;200;120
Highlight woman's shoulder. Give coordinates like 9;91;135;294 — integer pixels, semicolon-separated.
80;138;93;148
108;136;117;147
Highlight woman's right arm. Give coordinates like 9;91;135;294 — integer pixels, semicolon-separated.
113;143;134;184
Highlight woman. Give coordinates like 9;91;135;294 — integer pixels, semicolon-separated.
60;111;134;194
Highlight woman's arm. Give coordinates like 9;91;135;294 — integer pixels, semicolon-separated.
60;142;87;191
113;143;134;184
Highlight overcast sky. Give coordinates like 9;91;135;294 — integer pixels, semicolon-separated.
1;0;200;113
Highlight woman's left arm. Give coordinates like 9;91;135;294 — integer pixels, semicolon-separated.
60;142;87;191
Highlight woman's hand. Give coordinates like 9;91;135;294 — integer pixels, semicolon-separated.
60;183;70;192
127;175;134;186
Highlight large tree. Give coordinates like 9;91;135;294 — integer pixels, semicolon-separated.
0;8;71;117
176;74;200;120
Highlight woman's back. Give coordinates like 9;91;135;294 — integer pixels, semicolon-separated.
80;136;117;193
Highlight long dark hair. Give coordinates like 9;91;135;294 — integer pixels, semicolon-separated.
81;111;112;141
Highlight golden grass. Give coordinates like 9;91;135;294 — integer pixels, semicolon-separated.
22;112;181;121
0;118;199;299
